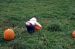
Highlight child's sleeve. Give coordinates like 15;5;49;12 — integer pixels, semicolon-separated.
26;21;30;25
35;22;42;27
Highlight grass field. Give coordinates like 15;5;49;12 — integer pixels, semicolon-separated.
0;0;75;49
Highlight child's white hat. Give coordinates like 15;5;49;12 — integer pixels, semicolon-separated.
30;17;37;21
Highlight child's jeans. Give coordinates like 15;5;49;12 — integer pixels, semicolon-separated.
26;25;35;34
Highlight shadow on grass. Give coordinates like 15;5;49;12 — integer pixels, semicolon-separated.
0;38;7;46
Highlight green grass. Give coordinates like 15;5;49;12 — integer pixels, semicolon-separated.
0;0;75;49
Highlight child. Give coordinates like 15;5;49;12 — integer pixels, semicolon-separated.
26;17;42;34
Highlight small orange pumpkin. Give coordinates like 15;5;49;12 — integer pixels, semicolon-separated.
4;29;15;41
72;31;75;38
35;25;42;31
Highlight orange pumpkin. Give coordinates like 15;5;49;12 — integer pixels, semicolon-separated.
4;29;15;41
35;25;42;31
72;31;75;38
